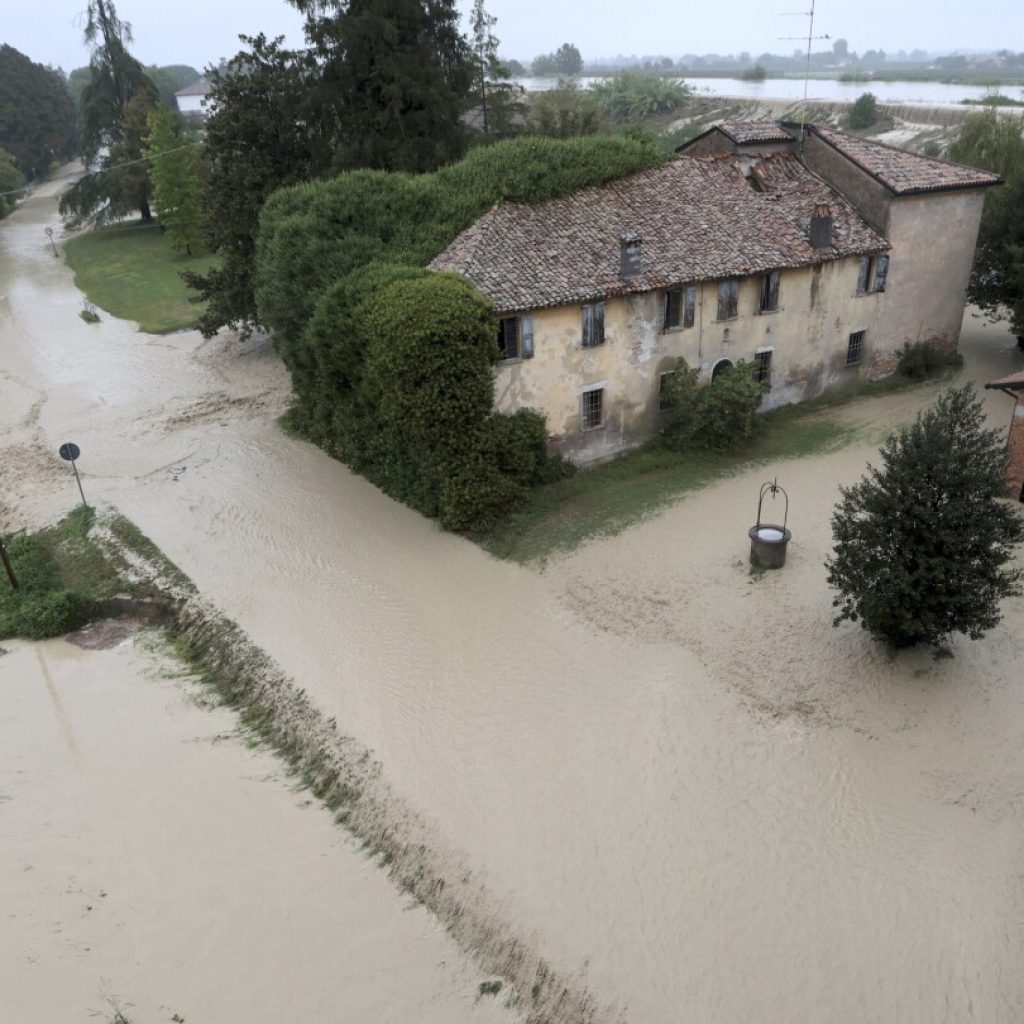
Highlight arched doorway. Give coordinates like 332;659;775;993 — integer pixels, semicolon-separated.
711;358;733;381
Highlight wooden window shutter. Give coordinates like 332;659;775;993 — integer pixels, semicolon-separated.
521;313;534;358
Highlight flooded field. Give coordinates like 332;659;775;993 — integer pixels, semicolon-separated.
3;176;1024;1022
0;637;520;1024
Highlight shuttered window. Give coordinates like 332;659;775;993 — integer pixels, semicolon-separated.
582;301;605;347
496;314;534;361
717;279;739;320
759;271;780;312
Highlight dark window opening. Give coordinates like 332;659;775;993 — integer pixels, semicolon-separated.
497;314;534;360
847;330;865;366
582;388;604;430
753;350;773;384
759;271;780;313
717;279;739;321
582;301;605;348
663;285;696;330
857;255;890;295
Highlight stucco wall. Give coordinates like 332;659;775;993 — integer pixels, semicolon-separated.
799;133;891;232
875;190;985;356
495;257;888;463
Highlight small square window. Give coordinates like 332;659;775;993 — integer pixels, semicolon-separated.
753;350;772;384
717;279;739;321
847;330;865;366
582;301;605;347
759;270;780;313
582;387;604;430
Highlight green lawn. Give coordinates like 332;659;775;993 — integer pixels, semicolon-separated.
64;220;217;334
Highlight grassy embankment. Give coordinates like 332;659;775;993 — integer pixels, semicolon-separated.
64;220;216;333
481;370;958;564
0;507;174;641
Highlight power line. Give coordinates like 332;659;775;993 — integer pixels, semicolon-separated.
0;140;205;199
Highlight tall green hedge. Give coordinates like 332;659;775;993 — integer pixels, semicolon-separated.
256;135;666;531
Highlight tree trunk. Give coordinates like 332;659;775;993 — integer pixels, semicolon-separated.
139;200;153;223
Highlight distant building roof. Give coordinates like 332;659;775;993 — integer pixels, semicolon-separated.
431;152;888;314
175;77;212;97
805;124;1003;195
714;121;795;145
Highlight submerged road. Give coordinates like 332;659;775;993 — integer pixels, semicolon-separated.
3;175;1024;1023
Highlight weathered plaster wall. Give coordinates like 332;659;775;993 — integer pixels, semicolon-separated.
1002;398;1024;500
495;257;888;463
799;134;891;232
876;190;985;357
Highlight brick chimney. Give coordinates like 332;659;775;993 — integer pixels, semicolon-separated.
620;235;642;279
809;203;833;249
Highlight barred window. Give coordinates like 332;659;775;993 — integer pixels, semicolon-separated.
717;279;739;320
581;387;604;430
753;350;773;384
847;330;865;366
582;301;605;347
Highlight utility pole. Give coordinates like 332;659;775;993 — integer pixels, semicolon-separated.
780;1;831;142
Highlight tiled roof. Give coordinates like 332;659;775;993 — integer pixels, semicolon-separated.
717;121;795;144
985;370;1024;392
175;78;212;97
431;153;888;314
808;124;1002;195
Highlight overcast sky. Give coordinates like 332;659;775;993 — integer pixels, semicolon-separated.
6;1;1020;75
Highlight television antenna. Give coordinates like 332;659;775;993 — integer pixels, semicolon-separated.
780;0;830;141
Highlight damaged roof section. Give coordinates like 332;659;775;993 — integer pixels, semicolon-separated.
431;152;888;314
804;124;1004;195
712;121;796;145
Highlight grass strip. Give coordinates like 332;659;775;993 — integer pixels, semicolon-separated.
63;220;217;334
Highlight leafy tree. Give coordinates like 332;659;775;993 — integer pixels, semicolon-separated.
589;71;690;124
144;64;201;110
78;0;157;164
0;45;78;179
470;0;525;138
292;0;474;173
554;43;583;77
183;34;316;337
740;64;767;82
832;38;849;58
847;92;879;130
0;147;26;218
826;385;1023;648
60;0;159;226
145;106;203;254
529;80;601;137
948;110;1024;342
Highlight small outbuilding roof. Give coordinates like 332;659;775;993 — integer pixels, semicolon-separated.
431;152;887;314
804;124;1003;195
175;77;212;97
985;370;1024;393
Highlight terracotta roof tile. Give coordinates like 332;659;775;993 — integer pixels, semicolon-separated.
809;124;1002;195
986;371;1024;391
431;153;887;314
716;121;795;144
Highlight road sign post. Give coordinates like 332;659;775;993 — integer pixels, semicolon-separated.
44;226;57;257
58;442;88;507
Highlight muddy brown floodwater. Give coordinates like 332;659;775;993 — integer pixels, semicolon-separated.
3;174;1024;1022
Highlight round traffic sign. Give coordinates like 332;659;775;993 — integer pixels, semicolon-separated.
44;227;54;237
58;442;80;462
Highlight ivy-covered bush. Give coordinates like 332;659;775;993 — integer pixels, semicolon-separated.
255;135;665;532
659;359;769;450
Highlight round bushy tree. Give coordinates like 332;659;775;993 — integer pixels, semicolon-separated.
826;385;1023;648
